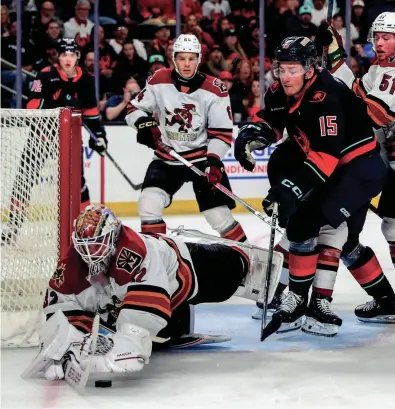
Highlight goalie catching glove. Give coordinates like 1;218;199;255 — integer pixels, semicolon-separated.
234;122;275;171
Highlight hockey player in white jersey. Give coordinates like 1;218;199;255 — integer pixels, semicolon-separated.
125;34;248;243
22;204;281;381
311;12;395;323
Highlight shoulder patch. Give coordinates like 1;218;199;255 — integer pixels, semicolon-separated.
30;79;42;92
269;81;280;93
116;247;144;275
41;66;51;73
147;68;173;85
310;91;326;103
51;263;66;288
212;78;228;94
201;75;229;96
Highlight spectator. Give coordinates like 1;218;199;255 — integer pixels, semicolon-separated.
311;0;339;27
294;5;317;39
219;70;246;123
64;0;94;48
275;0;300;41
231;59;253;120
95;0;135;26
243;79;261;122
34;46;58;72
182;0;203;20
29;1;62;45
246;23;260;58
332;13;359;45
83;50;95;75
164;41;175;68
109;26;148;60
35;19;63;62
105;77;141;121
148;24;173;58
1;5;10;37
351;0;368;42
148;54;166;74
350;56;363;77
221;28;247;60
251;57;260;77
184;14;215;49
212;16;231;43
202;45;231;77
202;0;231;21
138;0;176;21
112;40;148;92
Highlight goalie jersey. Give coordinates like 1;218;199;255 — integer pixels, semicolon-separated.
125;68;233;164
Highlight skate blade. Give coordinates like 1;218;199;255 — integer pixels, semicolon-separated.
301;316;339;337
276;316;303;334
357;315;395;324
252;309;275;320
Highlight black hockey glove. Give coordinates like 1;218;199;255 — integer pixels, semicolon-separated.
315;22;346;69
89;130;108;157
263;178;303;223
204;154;224;189
235;122;275;171
135;116;163;151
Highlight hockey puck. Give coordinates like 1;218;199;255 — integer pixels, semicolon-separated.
95;380;112;388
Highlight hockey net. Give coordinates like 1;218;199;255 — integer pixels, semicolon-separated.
1;108;81;348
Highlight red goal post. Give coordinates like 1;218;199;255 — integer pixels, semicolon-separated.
1;108;81;347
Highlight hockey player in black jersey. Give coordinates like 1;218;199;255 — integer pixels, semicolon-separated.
2;38;107;245
235;37;388;339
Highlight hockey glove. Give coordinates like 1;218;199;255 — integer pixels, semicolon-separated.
235;122;275;171
315;22;346;69
135;116;162;151
205;154;224;189
89;131;108;156
263;178;303;223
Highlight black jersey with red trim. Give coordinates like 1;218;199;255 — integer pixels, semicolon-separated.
27;64;105;137
259;68;379;196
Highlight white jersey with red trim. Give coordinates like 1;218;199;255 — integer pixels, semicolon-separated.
43;226;198;337
125;68;233;164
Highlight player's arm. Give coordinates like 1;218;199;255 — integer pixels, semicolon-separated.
81;74;108;156
125;82;161;150
234;84;285;171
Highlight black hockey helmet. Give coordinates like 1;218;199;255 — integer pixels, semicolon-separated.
273;36;317;77
56;38;79;56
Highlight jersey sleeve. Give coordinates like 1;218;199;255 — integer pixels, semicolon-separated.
207;89;233;159
26;69;50;109
81;74;106;138
43;249;95;334
330;60;355;89
125;82;158;128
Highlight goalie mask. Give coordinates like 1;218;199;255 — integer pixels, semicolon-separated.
72;204;121;277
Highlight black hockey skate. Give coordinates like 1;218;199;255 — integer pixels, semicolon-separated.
260;291;307;341
252;292;285;320
302;292;342;337
355;296;395;323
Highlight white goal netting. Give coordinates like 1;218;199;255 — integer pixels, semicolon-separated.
1;109;62;347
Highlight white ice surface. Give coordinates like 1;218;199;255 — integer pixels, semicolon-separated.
1;212;395;409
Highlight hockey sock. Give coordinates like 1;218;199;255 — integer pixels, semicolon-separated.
312;245;341;297
141;219;166;234
274;243;289;287
288;250;319;296
388;241;395;268
221;221;247;243
344;246;394;298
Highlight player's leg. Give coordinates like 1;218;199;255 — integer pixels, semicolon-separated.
138;161;185;233
192;163;248;242
378;168;395;268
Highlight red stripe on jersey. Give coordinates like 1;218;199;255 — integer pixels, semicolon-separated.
207;129;233;145
289;252;319;277
306;151;338;177
82;107;99;117
123;291;172;318
385;139;395;162
221;222;247;243
141;222;166;234
339;137;377;166
155;148;207;161
67;314;94;333
27;99;42;109
329;58;346;73
352;79;367;99
366;98;395;127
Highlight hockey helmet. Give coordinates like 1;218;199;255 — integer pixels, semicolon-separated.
172;34;201;78
56;38;80;57
368;12;395;48
72;204;121;277
273;36;317;78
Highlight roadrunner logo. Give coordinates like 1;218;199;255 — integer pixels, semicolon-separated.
165;103;200;133
52;264;66;288
310;91;326;103
116;247;143;275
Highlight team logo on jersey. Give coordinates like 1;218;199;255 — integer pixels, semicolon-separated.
270;81;280;93
213;78;227;93
116;247;144;275
31;79;42;92
51;263;66;288
310;91;326;103
165;103;200;133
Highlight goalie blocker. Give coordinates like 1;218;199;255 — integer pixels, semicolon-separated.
23;205;282;383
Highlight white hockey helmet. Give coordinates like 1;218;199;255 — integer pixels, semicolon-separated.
172;34;202;78
368;12;395;48
72;204;121;278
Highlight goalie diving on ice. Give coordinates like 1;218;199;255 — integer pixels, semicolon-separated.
22;204;282;385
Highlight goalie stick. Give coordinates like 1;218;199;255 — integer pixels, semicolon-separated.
322;0;334;69
161;146;284;234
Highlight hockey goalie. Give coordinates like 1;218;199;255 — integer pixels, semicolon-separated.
23;204;282;382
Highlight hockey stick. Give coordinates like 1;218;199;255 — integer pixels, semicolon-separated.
322;0;334;69
83;124;143;191
64;314;100;391
260;202;278;341
163;147;283;233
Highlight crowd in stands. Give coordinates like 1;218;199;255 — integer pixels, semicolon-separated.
1;0;394;122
